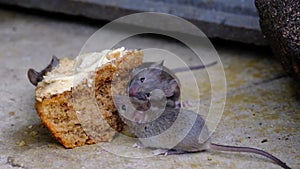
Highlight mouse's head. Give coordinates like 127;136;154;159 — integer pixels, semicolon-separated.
128;61;178;103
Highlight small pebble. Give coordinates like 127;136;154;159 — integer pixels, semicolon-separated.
29;131;38;136
9;98;16;102
261;139;268;143
7;156;22;167
16;140;26;147
9;111;15;116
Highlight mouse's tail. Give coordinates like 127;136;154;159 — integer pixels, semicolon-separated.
210;143;291;169
171;61;218;73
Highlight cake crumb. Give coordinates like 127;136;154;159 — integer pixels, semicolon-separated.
16;140;26;147
29;131;38;136
9;111;15;116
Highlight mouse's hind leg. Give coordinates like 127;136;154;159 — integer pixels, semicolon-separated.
152;149;186;156
132;142;145;149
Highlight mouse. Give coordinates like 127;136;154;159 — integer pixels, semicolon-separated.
27;55;59;86
113;95;291;169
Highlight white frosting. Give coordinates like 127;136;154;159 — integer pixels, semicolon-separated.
75;50;111;73
36;47;126;101
43;51;111;85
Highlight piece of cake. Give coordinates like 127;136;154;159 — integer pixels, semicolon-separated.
34;48;143;148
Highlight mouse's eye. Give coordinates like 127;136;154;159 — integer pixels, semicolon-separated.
145;92;150;98
140;77;145;83
121;105;126;111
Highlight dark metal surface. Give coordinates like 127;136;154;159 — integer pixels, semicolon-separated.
0;0;267;45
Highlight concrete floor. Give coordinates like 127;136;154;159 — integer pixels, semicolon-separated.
0;8;299;169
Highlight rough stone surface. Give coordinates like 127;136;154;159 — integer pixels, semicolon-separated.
0;8;299;169
0;0;266;45
256;0;300;79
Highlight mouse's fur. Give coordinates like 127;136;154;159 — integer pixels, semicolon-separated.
114;95;211;151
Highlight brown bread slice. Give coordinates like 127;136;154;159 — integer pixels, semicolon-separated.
35;48;143;148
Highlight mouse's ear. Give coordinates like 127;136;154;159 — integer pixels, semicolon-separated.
50;55;60;67
41;55;60;75
150;60;164;69
27;69;42;86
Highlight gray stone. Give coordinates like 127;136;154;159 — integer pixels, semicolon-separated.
256;0;300;79
0;0;266;45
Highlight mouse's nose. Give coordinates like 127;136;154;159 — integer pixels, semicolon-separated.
128;84;140;96
135;92;148;101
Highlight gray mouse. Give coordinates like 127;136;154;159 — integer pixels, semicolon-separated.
113;95;291;169
27;55;59;86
